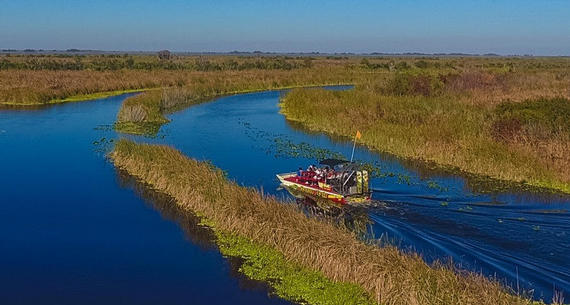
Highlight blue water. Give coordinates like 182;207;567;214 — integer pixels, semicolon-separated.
1;88;569;303
0;95;291;305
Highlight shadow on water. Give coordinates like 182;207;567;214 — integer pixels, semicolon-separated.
114;168;291;301
292;193;374;240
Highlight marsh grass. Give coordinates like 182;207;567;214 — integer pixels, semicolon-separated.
114;76;357;135
5;55;568;107
0;58;360;106
111;139;542;305
118;169;374;305
280;84;570;193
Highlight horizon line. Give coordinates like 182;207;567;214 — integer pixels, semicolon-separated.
2;48;570;57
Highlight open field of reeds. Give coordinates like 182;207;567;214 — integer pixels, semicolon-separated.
110;139;547;305
3;54;569;192
4;54;568;107
280;59;570;193
0;54;359;106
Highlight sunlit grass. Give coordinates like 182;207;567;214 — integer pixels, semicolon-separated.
280;71;570;193
111;139;543;305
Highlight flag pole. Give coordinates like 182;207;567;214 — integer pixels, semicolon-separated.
350;134;357;162
350;130;361;162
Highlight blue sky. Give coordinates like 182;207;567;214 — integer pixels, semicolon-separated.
1;0;569;55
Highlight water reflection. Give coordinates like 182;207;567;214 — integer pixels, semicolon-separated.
290;191;374;240
115;169;290;301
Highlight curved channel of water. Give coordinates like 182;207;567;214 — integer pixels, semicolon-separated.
154;87;569;302
1;88;568;303
0;95;292;305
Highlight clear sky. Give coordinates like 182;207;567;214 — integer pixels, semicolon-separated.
1;0;569;55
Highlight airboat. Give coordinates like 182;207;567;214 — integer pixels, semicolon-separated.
276;159;371;205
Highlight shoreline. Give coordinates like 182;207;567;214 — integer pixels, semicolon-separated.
0;88;158;107
110;139;538;305
113;82;353;136
279;95;570;195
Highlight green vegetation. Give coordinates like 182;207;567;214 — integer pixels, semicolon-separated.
493;97;570;139
280;68;570;193
0;53;314;71
0;88;151;106
217;232;374;305
49;89;149;104
115;91;168;135
111;139;541;305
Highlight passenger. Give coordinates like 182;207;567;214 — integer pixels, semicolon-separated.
298;167;303;177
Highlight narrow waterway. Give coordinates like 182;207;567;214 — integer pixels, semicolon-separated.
1;88;568;303
155;87;569;302
0;95;292;305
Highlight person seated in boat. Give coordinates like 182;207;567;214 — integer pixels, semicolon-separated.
326;168;335;180
297;167;304;182
314;167;322;176
321;167;329;181
318;168;329;182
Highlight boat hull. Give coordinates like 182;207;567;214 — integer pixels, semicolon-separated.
277;172;369;204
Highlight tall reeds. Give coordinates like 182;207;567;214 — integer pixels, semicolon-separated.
280;78;570;193
0;56;361;106
111;139;541;305
113;68;360;135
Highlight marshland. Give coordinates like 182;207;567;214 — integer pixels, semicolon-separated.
1;53;569;305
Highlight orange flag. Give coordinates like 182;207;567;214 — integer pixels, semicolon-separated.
355;130;362;140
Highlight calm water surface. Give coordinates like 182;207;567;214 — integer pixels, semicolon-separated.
0;95;291;305
1;88;569;303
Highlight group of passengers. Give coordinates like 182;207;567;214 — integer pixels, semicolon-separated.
297;165;339;185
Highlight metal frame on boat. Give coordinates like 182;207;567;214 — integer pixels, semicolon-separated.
277;159;371;204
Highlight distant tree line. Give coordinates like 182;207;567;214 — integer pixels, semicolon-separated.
0;55;310;72
360;58;458;71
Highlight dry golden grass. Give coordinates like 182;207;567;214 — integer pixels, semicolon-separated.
281;70;570;193
0;58;362;105
113;67;364;134
459;71;570;106
0;70;180;104
111;139;542;305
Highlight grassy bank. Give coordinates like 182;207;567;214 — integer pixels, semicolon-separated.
0;69;177;106
111;139;541;305
280;73;570;193
0;55;361;106
114;75;356;135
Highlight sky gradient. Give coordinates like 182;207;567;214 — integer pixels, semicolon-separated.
1;0;569;55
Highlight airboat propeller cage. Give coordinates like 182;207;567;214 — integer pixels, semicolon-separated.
318;159;370;196
318;158;348;167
